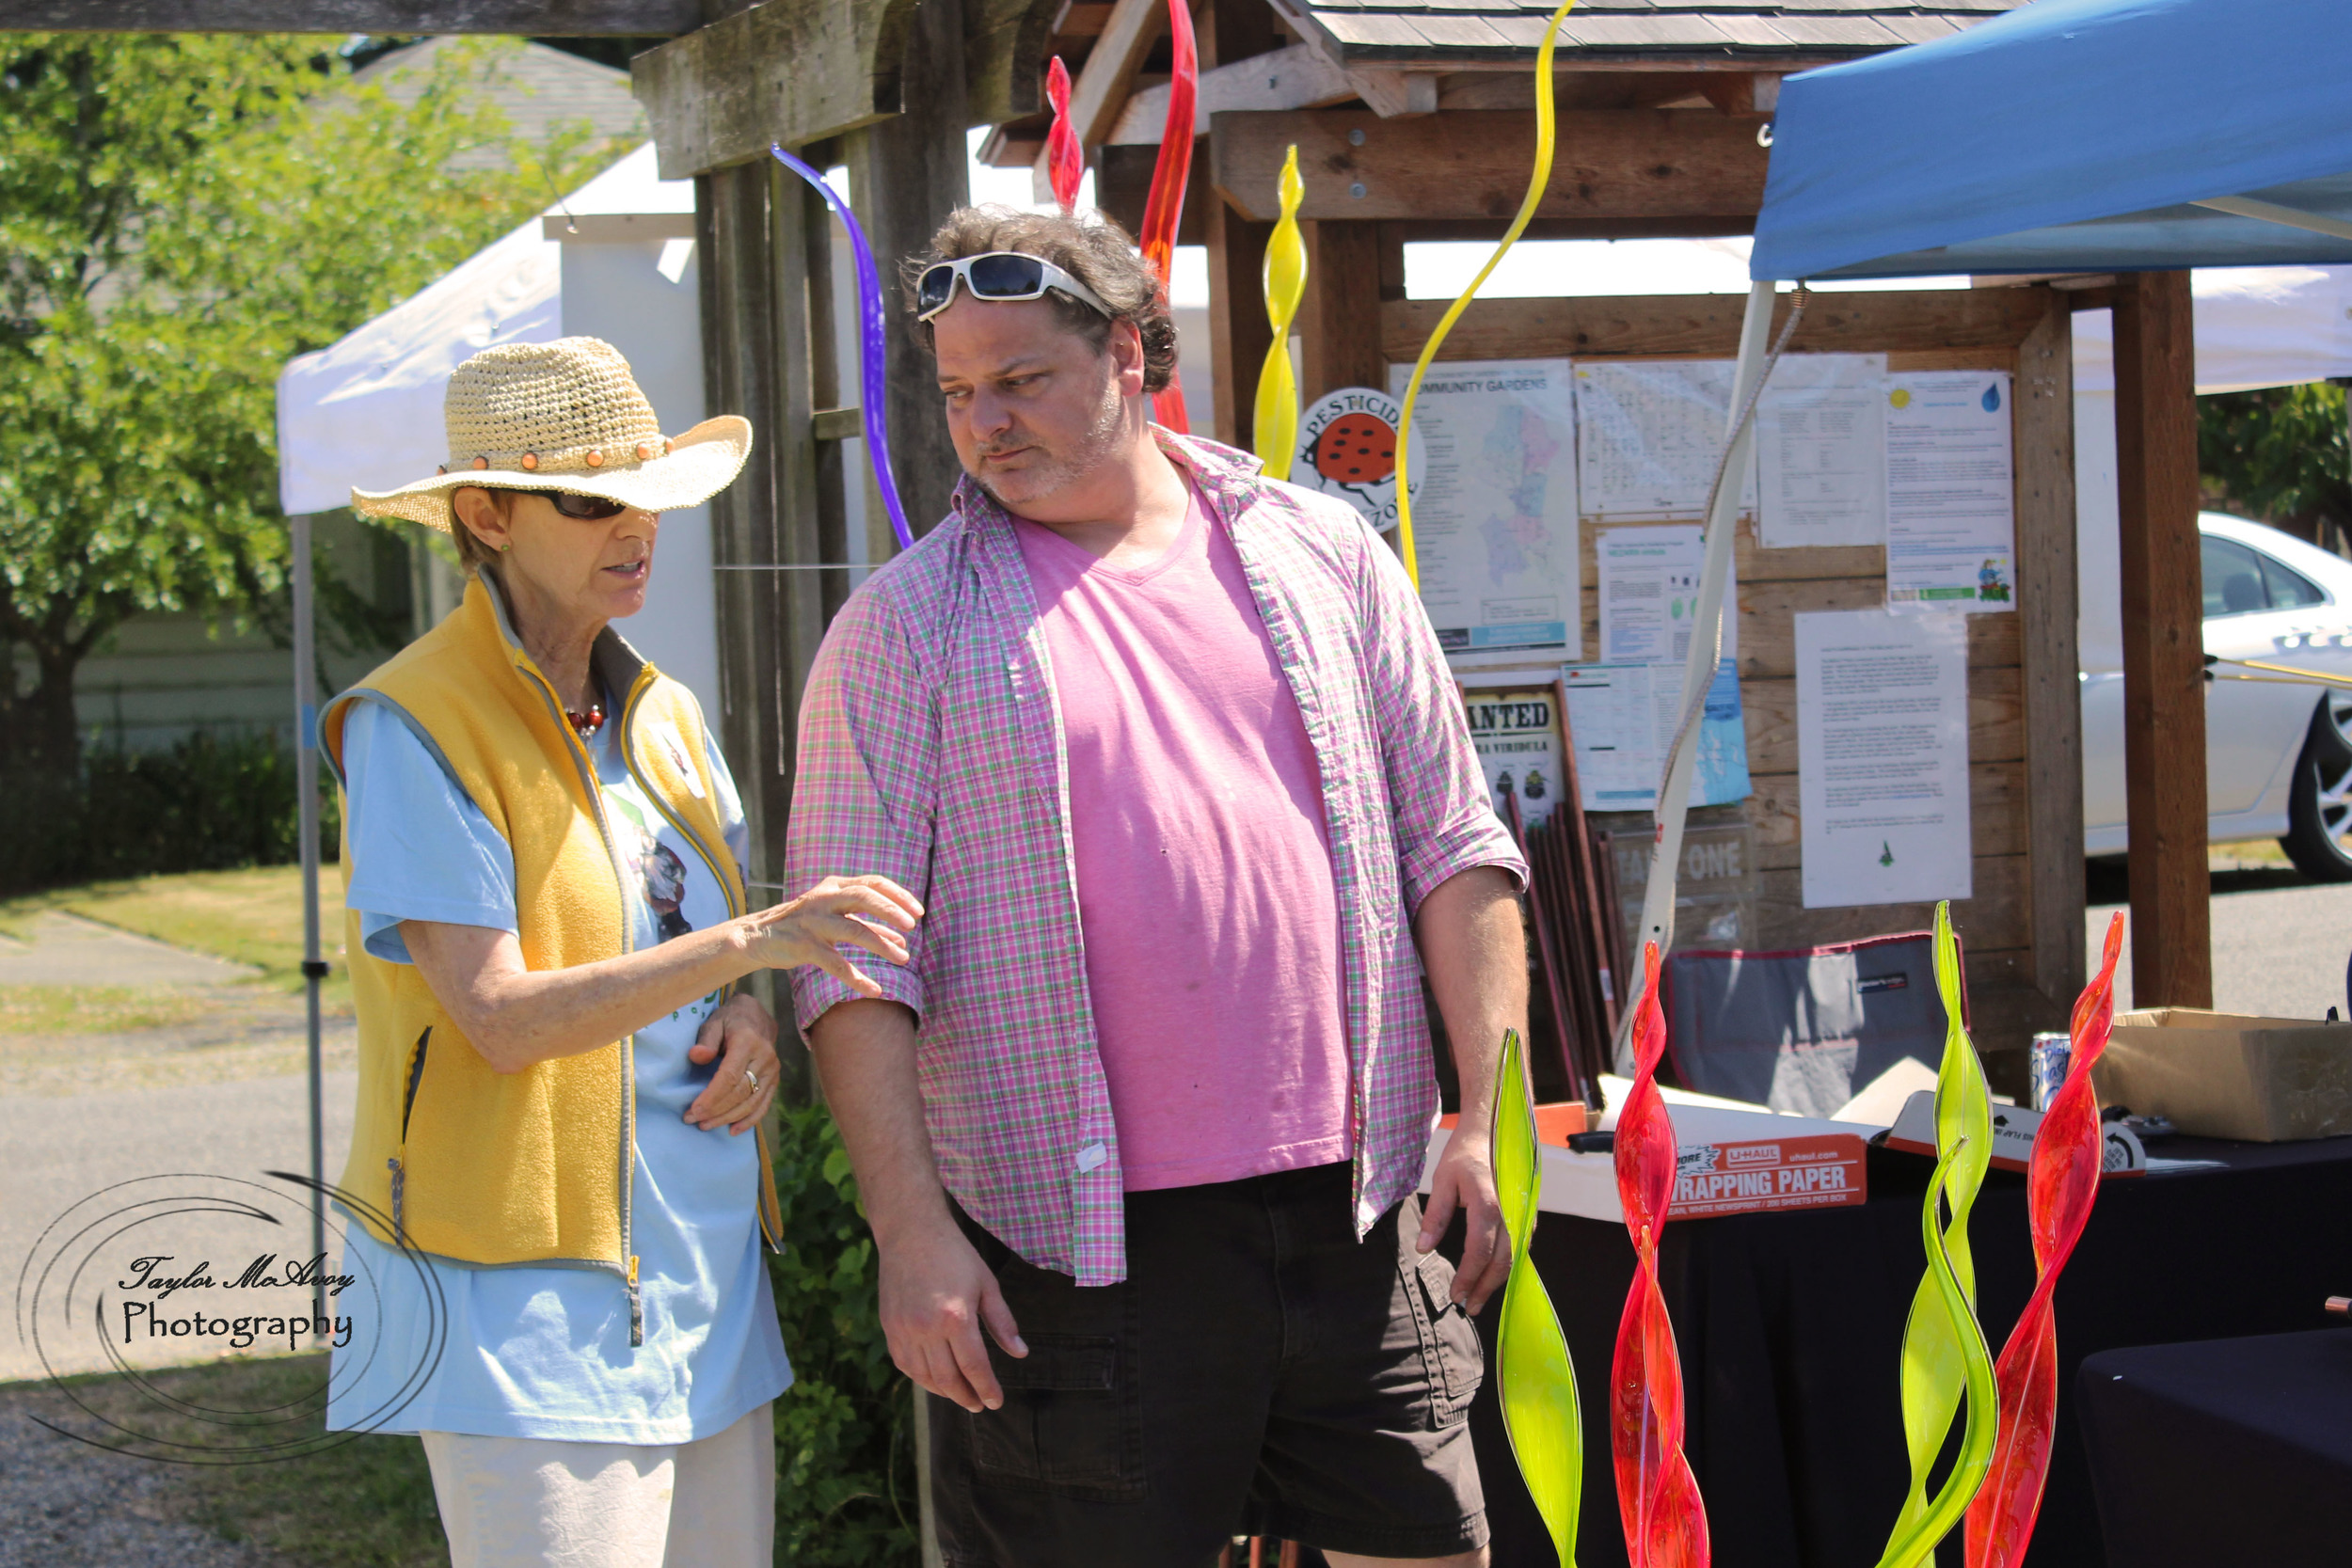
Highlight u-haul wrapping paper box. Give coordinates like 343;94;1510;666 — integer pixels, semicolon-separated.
1421;1079;1875;1224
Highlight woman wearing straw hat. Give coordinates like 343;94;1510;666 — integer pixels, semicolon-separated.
318;337;920;1565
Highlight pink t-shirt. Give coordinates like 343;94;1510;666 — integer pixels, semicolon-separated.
1013;481;1352;1192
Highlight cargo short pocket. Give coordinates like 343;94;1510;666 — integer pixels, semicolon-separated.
1403;1249;1486;1428
967;1332;1144;1498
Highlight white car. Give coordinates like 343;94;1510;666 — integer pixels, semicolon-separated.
2083;513;2352;879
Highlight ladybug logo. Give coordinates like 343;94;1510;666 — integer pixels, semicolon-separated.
1292;387;1419;529
1312;411;1397;486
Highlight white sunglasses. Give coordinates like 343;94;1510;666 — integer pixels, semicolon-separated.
914;251;1115;323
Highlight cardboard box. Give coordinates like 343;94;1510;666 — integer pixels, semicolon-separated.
2093;1007;2352;1143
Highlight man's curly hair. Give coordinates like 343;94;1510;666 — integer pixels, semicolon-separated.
906;206;1178;394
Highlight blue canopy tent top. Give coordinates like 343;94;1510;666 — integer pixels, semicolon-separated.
1752;0;2352;281
1629;0;2352;1022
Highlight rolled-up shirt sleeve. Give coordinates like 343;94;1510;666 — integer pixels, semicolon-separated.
1353;518;1530;912
783;585;938;1031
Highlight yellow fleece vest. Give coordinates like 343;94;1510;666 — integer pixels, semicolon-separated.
321;576;783;1335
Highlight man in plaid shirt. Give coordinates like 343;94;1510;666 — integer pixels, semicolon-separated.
786;207;1529;1568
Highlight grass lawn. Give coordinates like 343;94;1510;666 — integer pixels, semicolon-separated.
0;983;217;1036
0;863;349;1006
23;1352;446;1567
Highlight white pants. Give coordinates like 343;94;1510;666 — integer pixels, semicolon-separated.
420;1401;775;1568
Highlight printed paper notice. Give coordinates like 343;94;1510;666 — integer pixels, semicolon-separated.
1460;682;1567;832
1884;371;2014;612
1563;659;1751;813
1795;610;1971;909
1597;524;1736;666
1385;359;1578;653
1756;353;1886;549
1573;360;1757;519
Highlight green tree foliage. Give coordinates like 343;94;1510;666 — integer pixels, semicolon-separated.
768;1102;922;1565
2199;381;2352;553
0;33;607;768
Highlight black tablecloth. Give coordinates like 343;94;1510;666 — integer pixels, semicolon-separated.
1462;1135;2352;1568
2076;1328;2352;1567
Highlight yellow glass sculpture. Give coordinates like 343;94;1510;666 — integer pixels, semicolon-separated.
1875;901;2001;1568
1491;1026;1583;1566
1252;145;1308;481
1391;0;1574;588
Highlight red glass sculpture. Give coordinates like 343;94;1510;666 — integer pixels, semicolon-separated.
1613;941;1710;1568
1044;56;1083;214
1963;911;2127;1568
1135;0;1198;432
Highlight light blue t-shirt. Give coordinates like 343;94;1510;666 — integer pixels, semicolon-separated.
325;695;794;1443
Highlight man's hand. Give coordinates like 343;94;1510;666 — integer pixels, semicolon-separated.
1418;1126;1511;1314
684;992;782;1132
879;1218;1028;1413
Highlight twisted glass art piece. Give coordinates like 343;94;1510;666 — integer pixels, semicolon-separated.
1044;56;1083;214
1613;941;1709;1568
1136;0;1198;432
1391;0;1574;588
767;144;914;550
1875;901;2000;1568
1492;1025;1584;1567
1963;911;2128;1568
1251;146;1307;481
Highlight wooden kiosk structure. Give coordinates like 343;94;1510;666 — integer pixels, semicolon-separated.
25;1;2217;1056
624;0;2198;1075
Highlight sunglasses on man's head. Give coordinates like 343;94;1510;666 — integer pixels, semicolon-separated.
914;251;1114;324
524;489;630;520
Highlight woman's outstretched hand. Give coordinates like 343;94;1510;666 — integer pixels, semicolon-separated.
743;874;923;997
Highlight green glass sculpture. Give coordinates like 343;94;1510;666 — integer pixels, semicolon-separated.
1874;901;2001;1568
1491;1026;1583;1566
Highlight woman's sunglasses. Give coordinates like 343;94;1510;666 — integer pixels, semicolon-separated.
524;489;630;520
914;251;1114;324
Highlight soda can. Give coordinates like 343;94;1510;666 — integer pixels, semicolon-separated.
2029;1031;2072;1112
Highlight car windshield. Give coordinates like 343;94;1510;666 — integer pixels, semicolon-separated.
2203;534;2326;617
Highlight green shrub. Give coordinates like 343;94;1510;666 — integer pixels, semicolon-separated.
768;1102;920;1566
0;729;338;893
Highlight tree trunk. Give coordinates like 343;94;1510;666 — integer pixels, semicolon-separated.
21;639;85;775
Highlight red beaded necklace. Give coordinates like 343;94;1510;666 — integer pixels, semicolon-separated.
566;700;606;740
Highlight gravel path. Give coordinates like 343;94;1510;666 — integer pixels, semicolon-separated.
0;1382;290;1568
2093;873;2352;1018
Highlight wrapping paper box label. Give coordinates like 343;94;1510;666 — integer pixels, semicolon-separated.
1672;1133;1868;1217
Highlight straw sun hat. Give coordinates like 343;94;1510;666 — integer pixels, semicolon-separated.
351;337;752;530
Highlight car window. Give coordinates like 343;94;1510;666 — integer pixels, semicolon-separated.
2258;552;2328;609
2202;536;2269;617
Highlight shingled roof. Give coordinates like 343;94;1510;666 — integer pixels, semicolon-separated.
1279;0;2025;67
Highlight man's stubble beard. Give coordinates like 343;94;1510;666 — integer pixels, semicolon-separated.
969;373;1136;516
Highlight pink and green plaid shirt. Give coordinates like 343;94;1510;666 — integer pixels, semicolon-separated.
785;428;1524;1285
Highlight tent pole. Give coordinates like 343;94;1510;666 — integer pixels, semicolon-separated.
1617;278;1778;1069
293;512;327;1325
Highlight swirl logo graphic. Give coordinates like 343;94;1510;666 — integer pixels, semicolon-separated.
12;1171;446;1463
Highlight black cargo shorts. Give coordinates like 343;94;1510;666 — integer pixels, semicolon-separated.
928;1159;1488;1568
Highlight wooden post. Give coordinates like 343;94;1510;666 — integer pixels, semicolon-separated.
1297;220;1385;402
1205;198;1272;451
2113;270;2211;1007
2013;288;2087;1053
843;0;971;538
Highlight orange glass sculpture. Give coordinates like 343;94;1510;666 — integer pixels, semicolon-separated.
1613;941;1710;1568
1963;911;2127;1568
1044;56;1083;214
1135;0;1197;432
